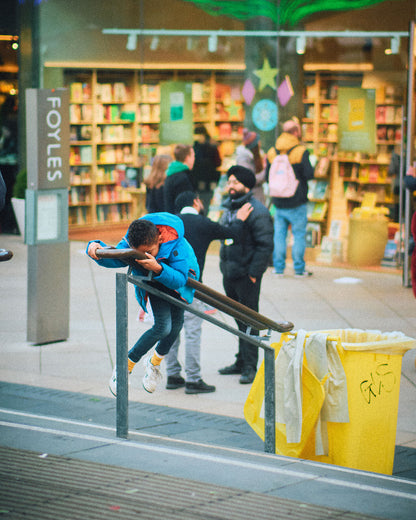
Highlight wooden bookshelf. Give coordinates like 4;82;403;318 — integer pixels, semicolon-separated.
302;71;404;246
64;68;245;234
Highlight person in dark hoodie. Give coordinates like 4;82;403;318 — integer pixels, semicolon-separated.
163;144;195;213
192;125;221;213
266;116;314;278
86;212;199;396
165;190;252;394
218;165;274;385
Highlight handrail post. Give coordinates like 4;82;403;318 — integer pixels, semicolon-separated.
116;272;128;439
264;347;276;453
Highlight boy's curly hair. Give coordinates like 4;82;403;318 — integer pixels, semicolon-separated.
127;219;159;248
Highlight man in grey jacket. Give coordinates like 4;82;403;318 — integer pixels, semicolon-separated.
218;165;274;384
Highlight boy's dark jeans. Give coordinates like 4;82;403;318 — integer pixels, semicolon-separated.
128;292;185;363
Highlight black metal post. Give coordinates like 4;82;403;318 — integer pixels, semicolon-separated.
264;347;276;453
116;272;128;439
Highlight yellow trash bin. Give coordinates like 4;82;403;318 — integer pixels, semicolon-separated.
244;329;416;475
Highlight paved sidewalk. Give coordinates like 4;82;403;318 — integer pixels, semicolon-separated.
1;233;416;520
1;234;415;427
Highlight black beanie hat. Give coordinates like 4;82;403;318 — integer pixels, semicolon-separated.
227;165;256;190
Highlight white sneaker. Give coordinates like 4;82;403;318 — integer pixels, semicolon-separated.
142;356;163;393
109;366;130;397
109;366;118;396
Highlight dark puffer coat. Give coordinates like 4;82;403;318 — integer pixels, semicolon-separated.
219;191;273;280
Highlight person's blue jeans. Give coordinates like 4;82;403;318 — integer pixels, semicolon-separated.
273;203;308;274
128;292;184;363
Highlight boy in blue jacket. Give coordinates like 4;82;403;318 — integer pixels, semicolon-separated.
87;212;199;395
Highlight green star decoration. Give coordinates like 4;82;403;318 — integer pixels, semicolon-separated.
253;58;278;92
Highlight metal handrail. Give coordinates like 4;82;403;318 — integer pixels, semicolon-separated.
0;249;13;262
96;248;294;453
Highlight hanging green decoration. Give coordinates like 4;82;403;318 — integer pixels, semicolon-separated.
181;0;401;27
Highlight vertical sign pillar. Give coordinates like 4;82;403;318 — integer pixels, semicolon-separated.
26;88;70;344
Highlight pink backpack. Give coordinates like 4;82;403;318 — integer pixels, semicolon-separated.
268;146;299;198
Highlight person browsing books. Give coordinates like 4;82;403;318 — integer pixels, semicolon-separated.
266;116;314;277
163;144;195;213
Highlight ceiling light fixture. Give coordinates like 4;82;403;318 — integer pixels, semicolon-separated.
208;34;217;53
150;36;159;51
385;36;400;55
296;35;306;55
126;34;137;51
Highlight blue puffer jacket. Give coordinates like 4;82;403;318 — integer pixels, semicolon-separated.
86;212;199;311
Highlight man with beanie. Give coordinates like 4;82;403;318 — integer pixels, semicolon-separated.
266;116;314;277
165;191;252;393
163;144;195;213
218;165;274;384
235;128;266;204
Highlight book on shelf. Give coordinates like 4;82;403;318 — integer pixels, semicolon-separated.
192;82;210;102
70;104;82;123
317;236;343;264
314;157;330;178
302;123;314;141
70;83;84;102
308;179;329;200
101;124;127;142
70;125;92;141
307;201;328;221
339;162;359;179
215;83;232;102
304;105;315;119
139;103;159;122
70;82;91;103
384;106;396;124
319;103;338;121
98;144;132;163
113;82;129;102
375;105;386;123
384;85;404;103
79;146;92;164
70;206;89;225
381;239;398;267
217;122;232;139
81;104;92;122
139;104;151;122
140;84;160;102
305;84;318;99
193;103;209;121
120;104;136;122
344;182;358;200
97;83;113;102
70;166;91;185
139;125;159;143
368;164;379;183
69;185;90;205
305;222;322;247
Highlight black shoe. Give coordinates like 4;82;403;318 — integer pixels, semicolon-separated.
239;368;256;385
185;379;216;394
218;363;243;375
166;375;185;389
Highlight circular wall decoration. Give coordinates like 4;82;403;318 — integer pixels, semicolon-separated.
252;99;278;132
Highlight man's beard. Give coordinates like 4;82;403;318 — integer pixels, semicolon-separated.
229;189;245;199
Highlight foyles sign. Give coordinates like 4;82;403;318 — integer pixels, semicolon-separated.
26;88;70;190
